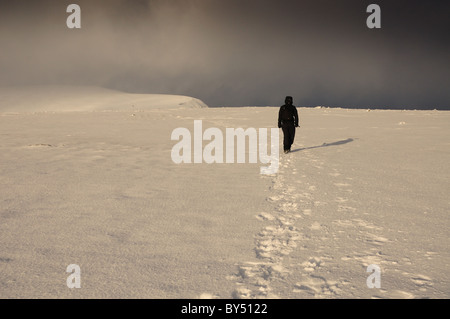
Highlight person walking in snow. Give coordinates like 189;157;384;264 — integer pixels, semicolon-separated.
278;96;299;153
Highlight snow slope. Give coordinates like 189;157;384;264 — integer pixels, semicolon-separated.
0;91;449;298
0;86;208;112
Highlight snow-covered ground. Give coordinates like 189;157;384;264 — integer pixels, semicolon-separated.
0;87;449;298
0;86;207;112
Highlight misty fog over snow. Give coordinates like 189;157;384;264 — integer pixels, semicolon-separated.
0;0;449;108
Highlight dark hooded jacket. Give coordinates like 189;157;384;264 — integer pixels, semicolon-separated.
278;96;299;128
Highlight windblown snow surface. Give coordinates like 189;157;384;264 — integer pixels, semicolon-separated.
0;87;448;298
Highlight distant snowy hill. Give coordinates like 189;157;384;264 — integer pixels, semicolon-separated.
0;86;208;112
0;103;449;298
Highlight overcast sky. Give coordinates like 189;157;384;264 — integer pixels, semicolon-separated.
0;0;448;108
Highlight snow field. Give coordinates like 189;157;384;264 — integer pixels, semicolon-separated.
0;91;449;298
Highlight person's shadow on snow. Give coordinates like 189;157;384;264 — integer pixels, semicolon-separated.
290;138;355;153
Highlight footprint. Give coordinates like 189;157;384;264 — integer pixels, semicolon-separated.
277;202;298;213
293;275;339;297
337;205;357;213
276;216;295;226
301;257;323;272
255;225;302;260
364;233;389;246
267;195;284;202
410;274;433;288
255;212;276;221
232;261;288;299
237;262;269;280
232;287;253;299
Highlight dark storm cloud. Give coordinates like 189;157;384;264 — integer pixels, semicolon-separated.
0;0;448;108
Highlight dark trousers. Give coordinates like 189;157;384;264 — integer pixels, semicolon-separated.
282;124;296;151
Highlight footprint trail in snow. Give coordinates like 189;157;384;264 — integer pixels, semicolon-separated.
230;155;304;298
225;143;435;299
